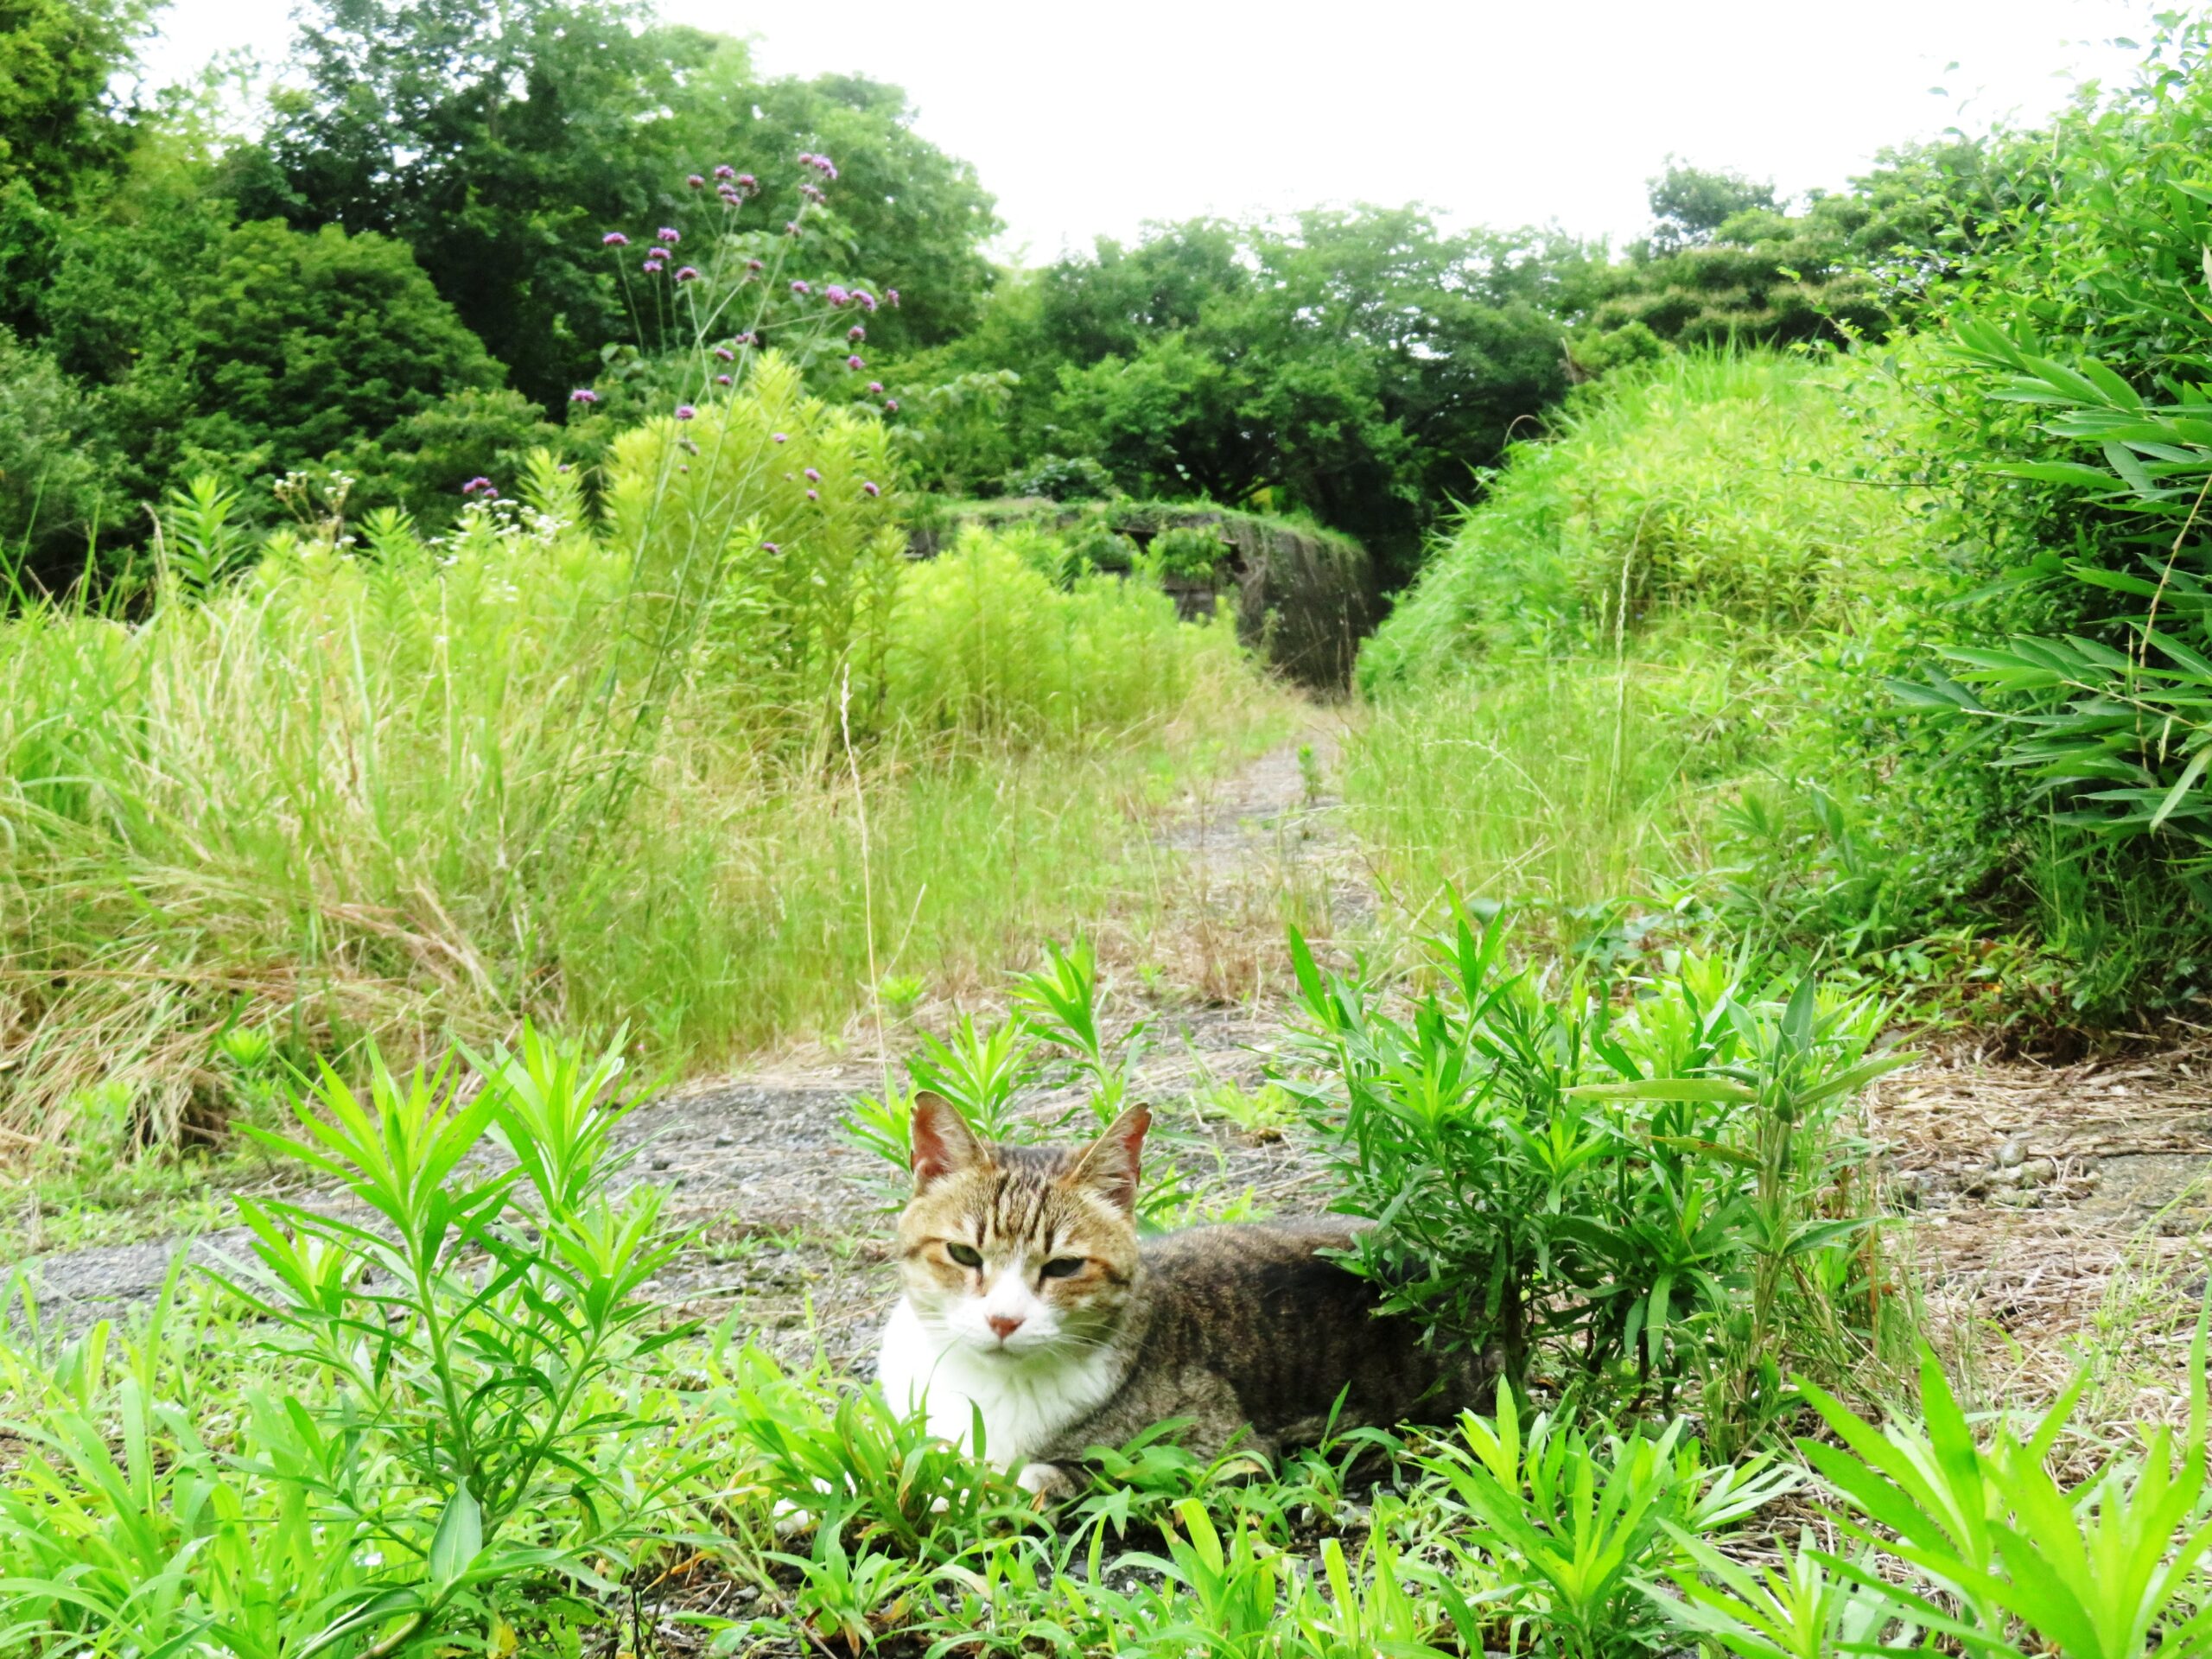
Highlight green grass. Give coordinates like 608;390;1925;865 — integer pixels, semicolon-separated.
1345;351;1927;942
0;378;1282;1156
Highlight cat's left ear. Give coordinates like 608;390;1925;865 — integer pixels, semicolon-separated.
1067;1103;1150;1214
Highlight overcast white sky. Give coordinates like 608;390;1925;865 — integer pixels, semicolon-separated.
142;0;2165;261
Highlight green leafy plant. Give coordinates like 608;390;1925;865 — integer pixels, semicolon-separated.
1283;909;1905;1427
1414;1393;1796;1659
218;1027;692;1652
1787;1327;2212;1659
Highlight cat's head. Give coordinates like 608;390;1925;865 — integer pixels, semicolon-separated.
893;1091;1148;1362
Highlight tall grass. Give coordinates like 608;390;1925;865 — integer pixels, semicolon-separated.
0;371;1270;1151
1347;352;1926;927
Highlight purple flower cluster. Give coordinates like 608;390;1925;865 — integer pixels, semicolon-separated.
462;476;497;498
883;399;899;414
658;227;680;245
798;150;839;181
861;480;880;497
848;325;866;341
790;280;810;296
602;231;630;247
804;467;821;482
713;345;735;362
687;173;705;189
866;379;883;394
674;265;700;283
824;283;850;307
569;388;601;404
675;405;696;421
845;354;865;372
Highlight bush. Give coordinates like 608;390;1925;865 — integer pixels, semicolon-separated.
0;361;1270;1147
885;525;1243;742
1004;452;1116;501
0;325;124;574
1360;352;1924;691
1149;522;1231;583
1281;912;1907;1444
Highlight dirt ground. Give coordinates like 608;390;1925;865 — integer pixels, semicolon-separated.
17;709;2212;1409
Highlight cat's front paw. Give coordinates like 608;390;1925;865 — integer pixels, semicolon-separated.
1014;1461;1076;1505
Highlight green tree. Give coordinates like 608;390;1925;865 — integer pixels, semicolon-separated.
1644;159;1777;254
938;208;1574;580
0;0;150;201
238;0;996;408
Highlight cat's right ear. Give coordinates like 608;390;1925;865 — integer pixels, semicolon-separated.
908;1090;986;1190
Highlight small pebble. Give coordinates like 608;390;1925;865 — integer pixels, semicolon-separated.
1996;1139;2026;1169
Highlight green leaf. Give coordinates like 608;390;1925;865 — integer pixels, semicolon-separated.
2150;746;2212;834
1567;1077;1757;1103
429;1485;483;1585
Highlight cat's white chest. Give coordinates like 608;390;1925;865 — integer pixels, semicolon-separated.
876;1298;1122;1467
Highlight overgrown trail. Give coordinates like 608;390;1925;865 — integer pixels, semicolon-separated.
17;707;1373;1365
23;707;2210;1407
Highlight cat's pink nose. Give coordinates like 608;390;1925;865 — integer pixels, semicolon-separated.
988;1313;1024;1342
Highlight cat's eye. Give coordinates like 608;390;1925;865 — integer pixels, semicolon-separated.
946;1243;983;1268
1039;1256;1086;1280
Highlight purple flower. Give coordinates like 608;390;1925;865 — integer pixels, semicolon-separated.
853;289;877;312
714;163;736;180
713;345;735;362
569;388;601;404
798;150;816;165
674;265;700;282
675;404;696;421
642;257;663;273
715;372;733;385
867;380;883;394
824;283;849;306
462;476;496;497
747;258;764;272
790;280;810;295
717;185;741;203
736;331;757;346
602;231;630;246
657;227;681;245
687;173;705;189
772;432;788;443
861;480;880;497
804;467;821;481
806;488;818;500
886;289;899;308
736;173;756;189
883;399;899;413
846;354;865;371
848;325;866;341
785;221;800;236
761;541;779;553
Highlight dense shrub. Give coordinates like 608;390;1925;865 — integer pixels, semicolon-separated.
1361;353;1924;690
886;526;1240;741
0;361;1261;1141
0;325;124;572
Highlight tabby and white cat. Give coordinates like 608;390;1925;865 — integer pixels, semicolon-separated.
875;1092;1491;1497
